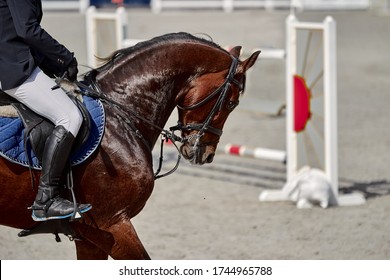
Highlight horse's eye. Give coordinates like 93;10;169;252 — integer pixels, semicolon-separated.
227;101;239;111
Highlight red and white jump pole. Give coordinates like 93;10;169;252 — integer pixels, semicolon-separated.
220;144;286;163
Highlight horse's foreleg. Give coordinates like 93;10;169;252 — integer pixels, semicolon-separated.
108;220;150;260
75;239;109;260
73;218;149;259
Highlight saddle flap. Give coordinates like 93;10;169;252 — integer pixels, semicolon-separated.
12;103;52;163
0;88;17;106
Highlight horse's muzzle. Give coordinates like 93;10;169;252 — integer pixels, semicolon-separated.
180;143;215;165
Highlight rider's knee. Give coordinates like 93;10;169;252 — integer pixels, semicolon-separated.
59;106;83;137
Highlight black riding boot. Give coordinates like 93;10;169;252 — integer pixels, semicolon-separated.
31;125;92;222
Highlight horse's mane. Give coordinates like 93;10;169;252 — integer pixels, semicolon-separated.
90;32;227;75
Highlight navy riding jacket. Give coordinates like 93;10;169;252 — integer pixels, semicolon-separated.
0;0;74;90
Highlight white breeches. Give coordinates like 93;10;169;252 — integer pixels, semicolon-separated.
4;67;82;136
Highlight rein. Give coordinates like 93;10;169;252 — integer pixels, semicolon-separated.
72;80;183;179
70;55;241;179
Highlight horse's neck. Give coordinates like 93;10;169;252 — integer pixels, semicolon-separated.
96;62;181;147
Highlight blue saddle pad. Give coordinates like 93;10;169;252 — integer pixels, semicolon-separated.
0;96;105;169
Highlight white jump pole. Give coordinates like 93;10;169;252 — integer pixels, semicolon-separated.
85;6;97;68
323;16;338;201
285;13;297;184
249;48;286;60
42;0;90;13
151;0;292;13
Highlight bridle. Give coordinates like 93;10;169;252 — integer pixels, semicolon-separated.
70;55;243;178
171;56;243;150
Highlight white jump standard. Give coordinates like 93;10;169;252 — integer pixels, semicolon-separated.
259;15;365;208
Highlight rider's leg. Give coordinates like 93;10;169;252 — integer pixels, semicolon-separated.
5;67;82;135
31;125;92;221
5;67;92;221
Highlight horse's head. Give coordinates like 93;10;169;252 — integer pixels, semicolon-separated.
176;47;260;164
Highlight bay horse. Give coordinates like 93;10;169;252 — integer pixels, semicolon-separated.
0;32;260;259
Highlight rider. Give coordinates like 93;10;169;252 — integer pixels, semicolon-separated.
0;0;92;221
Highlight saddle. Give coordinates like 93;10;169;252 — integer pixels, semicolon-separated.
0;89;91;165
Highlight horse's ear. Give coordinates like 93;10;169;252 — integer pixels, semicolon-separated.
242;50;261;71
228;46;242;58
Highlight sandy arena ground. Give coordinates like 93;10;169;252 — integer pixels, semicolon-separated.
0;7;390;260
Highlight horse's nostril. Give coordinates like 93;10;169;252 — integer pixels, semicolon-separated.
180;145;194;159
206;153;215;163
